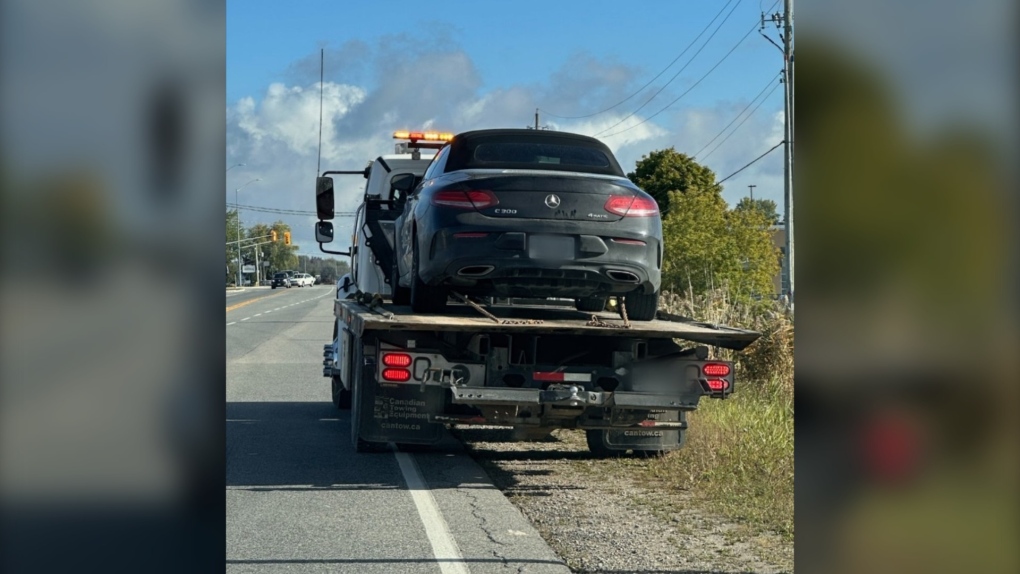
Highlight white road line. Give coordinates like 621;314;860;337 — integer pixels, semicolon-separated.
263;310;272;314
240;317;250;321
254;313;262;317
227;321;236;326
392;449;468;574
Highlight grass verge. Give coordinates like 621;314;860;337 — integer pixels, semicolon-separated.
644;290;795;539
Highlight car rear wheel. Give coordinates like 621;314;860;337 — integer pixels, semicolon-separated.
623;289;659;321
410;237;447;313
575;295;608;313
391;264;411;305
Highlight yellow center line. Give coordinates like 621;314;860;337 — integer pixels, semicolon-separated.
226;291;286;312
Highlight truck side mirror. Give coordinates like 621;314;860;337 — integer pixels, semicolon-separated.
315;220;334;243
316;176;335;220
390;173;416;194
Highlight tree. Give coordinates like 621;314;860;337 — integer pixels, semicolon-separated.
226;209;241;284
627;151;779;299
627;147;722;215
734;197;781;225
246;220;298;278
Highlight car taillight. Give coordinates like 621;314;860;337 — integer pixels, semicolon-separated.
706;379;729;391
381;368;411;382
432;190;499;209
382;353;412;367
604;195;659;217
703;363;731;377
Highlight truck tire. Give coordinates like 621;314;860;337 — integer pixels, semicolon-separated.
575;295;608;312
331;377;351;410
410;237;447;313
390;264;410;305
623;289;659;321
585;430;624;458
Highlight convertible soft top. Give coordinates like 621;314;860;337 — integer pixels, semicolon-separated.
444;129;626;177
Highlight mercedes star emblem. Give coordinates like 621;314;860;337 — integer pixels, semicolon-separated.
544;194;561;208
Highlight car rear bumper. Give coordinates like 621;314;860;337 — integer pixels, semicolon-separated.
419;222;661;298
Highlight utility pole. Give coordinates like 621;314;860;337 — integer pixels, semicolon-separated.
535;108;539;130
748;184;756;201
783;0;794;302
763;1;794;301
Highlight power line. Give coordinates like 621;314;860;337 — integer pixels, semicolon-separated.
540;0;738;120
593;0;746;137
698;79;782;161
716;140;783;184
595;10;772;140
691;71;780;159
227;202;357;217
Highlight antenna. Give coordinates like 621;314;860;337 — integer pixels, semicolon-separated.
316;48;324;176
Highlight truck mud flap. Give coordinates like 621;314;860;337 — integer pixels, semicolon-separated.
357;378;446;446
600;410;687;453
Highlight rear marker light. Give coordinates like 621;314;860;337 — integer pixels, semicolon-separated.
611;238;647;246
454;232;489;238
432;190;499;210
706;379;729;391
604;195;659;217
533;372;592;382
382;353;412;367
381;368;411;382
702;363;731;377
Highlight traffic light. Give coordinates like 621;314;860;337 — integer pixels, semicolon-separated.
271;230;278;242
284;231;291;245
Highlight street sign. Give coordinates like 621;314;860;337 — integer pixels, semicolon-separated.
241;265;256;273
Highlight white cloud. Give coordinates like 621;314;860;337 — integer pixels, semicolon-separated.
227;44;786;246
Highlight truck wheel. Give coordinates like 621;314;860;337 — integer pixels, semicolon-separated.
331;377;351;410
410;237;447;313
575;295;608;312
391;264;410;305
623;290;659;321
585;430;623;458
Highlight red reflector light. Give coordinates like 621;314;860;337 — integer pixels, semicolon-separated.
703;363;731;377
533;372;565;382
382;353;412;367
453;232;489;238
381;368;411;382
432;190;498;209
611;238;647;246
604;195;659;217
706;379;729;391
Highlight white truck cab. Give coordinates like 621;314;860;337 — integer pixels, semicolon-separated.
316;132;446;299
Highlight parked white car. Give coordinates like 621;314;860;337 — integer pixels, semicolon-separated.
291;272;315;287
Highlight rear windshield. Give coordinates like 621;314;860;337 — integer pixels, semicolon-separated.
445;132;625;176
274;273;286;278
473;143;611;168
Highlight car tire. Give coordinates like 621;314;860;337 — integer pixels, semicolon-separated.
623;289;659;321
391;264;411;305
410;236;447;313
575;295;608;312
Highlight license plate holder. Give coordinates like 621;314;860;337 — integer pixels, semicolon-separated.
529;235;574;261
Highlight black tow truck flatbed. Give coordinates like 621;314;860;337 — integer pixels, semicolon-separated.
336;299;760;350
326;297;760;455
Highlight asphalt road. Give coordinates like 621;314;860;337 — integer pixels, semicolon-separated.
226;286;569;573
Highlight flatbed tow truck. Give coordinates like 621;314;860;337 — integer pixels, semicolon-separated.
314;132;761;455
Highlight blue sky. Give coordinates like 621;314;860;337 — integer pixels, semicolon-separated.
227;0;788;249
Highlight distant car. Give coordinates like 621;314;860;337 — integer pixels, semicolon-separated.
271;272;291;289
392;129;662;320
291;273;314;287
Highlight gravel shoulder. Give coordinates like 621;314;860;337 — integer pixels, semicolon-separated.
453;427;793;574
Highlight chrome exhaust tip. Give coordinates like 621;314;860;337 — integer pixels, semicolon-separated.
458;265;495;277
607;270;640;283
